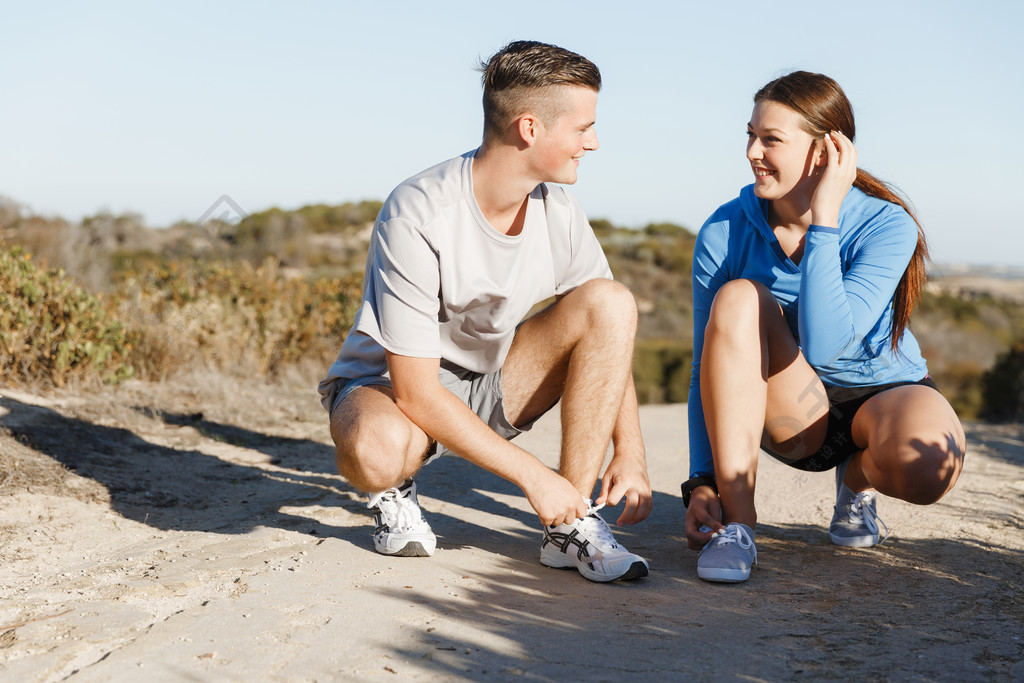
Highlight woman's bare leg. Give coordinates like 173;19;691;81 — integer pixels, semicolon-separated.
701;279;830;527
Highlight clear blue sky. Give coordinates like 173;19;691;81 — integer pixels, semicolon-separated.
3;1;1021;266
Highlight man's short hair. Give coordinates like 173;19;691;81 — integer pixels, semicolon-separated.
478;40;601;143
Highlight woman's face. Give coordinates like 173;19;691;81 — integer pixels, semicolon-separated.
746;100;824;204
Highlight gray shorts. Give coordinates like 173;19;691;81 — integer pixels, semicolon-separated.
325;365;547;459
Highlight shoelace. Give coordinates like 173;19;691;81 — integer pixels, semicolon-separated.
844;492;890;543
575;502;621;552
700;524;757;563
367;487;424;532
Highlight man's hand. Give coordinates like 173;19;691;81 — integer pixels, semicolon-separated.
685;485;724;550
522;466;590;528
596;453;652;526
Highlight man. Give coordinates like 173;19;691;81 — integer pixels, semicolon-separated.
318;40;651;582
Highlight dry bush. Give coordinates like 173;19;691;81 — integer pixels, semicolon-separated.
113;258;362;380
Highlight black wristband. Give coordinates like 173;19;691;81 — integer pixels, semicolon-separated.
681;475;718;508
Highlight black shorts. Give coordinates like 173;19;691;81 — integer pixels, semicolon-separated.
763;376;939;472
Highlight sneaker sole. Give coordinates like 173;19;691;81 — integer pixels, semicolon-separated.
374;540;435;557
697;566;750;583
829;532;878;548
540;550;649;582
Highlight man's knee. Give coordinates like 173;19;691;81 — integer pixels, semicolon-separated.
567;278;637;329
332;407;422;492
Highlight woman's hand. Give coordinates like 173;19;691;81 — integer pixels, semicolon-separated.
685;485;725;550
810;130;858;229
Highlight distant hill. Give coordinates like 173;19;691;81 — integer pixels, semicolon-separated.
2;195;1023;417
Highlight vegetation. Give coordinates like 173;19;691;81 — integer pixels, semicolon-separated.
112;258;362;380
0;246;135;386
913;290;1024;419
981;342;1024;421
2;194;1022;420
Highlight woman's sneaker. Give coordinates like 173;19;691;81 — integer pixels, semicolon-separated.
830;490;888;547
540;502;649;582
830;457;888;547
367;479;436;557
697;522;756;583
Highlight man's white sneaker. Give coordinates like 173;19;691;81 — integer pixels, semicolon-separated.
539;503;649;582
697;522;757;583
367;479;436;557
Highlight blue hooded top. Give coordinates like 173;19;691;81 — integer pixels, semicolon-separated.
688;184;928;476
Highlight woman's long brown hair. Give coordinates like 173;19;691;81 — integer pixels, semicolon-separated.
755;71;928;351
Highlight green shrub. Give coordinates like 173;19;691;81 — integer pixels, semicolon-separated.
981;342;1024;422
0;246;135;386
633;339;692;405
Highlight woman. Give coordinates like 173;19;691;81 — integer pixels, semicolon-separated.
683;71;965;583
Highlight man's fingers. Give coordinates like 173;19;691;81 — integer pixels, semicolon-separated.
615;491;639;525
596;475;612;506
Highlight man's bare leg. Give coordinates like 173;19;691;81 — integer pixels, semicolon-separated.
330;384;437;557
331;384;433;494
502;278;638;497
503;279;650;581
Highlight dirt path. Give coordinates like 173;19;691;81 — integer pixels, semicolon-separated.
1;381;1022;681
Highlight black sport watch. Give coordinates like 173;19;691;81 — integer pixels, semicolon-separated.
680;475;718;508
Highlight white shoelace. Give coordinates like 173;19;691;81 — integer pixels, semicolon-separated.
576;502;621;552
701;523;757;563
367;487;425;532
845;492;890;543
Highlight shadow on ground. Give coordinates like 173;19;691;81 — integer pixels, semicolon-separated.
1;397;1022;679
964;420;1024;466
0;397;665;560
363;513;1024;680
0;397;363;540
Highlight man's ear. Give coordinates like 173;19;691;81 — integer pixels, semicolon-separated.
517;114;541;147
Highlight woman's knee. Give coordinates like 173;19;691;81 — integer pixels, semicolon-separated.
705;280;794;358
858;388;966;504
869;431;965;504
707;280;775;332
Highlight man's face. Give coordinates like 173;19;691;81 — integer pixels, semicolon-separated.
531;86;599;185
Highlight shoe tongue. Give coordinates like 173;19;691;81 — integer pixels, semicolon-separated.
720;523;754;544
579;515;618;551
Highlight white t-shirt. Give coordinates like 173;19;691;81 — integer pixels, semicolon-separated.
318;150;612;409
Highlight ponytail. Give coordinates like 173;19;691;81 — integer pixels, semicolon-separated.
852;169;929;351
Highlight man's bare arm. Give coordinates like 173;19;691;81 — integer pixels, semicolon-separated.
386;351;587;526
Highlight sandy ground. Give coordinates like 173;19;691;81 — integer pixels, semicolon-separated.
0;379;1022;682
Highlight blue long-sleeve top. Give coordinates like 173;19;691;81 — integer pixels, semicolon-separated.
688;184;928;477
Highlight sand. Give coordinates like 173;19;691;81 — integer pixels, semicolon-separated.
0;380;1022;681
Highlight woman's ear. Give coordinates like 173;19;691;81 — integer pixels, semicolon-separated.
813;137;829;167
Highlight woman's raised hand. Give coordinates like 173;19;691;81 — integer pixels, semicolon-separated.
810;130;858;229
